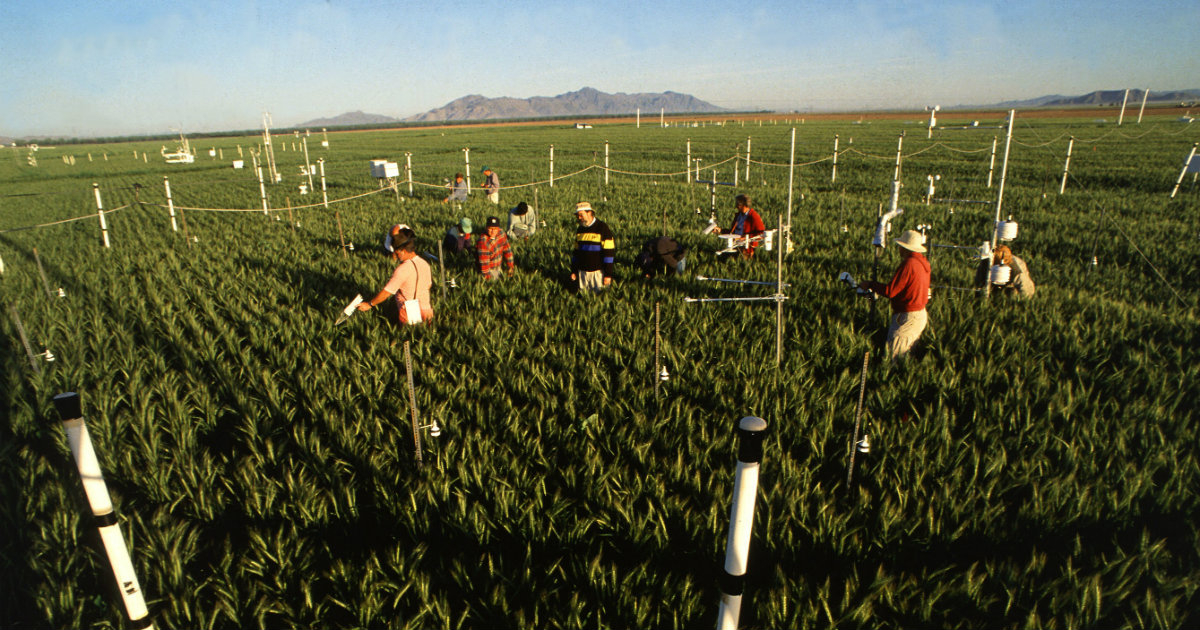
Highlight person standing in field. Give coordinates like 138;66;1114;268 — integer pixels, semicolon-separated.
358;224;434;325
481;166;500;205
442;173;468;204
717;194;766;259
862;230;931;359
974;244;1035;297
570;202;615;292
476;216;515;280
507;201;537;239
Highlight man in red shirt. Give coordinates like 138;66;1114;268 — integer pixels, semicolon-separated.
862;230;931;359
476;216;514;280
718;194;766;259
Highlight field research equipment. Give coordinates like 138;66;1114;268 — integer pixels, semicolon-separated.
335;294;364;325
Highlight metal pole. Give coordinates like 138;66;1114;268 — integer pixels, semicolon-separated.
93;183;110;248
654;302;661;398
775;214;784;367
9;305;41;372
717;416;768;630
50;392;155;630
1137;89;1149;124
163;176;178;232
992;110;1016;249
1117;88;1130;125
846;351;870;487
549;145;555;188
1059;137;1075;194
1171;143;1198;199
987;136;998;188
831;134;839;183
404;341;423;464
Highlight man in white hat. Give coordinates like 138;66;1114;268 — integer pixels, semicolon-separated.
862;229;931;359
569;201;615;292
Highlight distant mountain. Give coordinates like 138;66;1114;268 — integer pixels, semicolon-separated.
987;89;1200;109
405;87;726;122
297;111;399;128
0;135;13;146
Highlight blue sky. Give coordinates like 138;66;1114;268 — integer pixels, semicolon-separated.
1;0;1196;137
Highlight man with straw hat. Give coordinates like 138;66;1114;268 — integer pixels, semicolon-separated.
862;229;931;359
974;244;1035;297
570;202;615;292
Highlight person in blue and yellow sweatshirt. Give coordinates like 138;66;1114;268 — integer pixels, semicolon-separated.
569;202;615;293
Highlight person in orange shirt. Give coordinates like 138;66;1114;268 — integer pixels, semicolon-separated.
862;230;931;359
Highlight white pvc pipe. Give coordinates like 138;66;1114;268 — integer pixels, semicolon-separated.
1117;88;1130;125
893;133;904;181
256;165;269;215
717;416;768;630
405;153;414;196
786;128;795;239
1137;89;1149;124
604;141;609;185
93;183;110;248
549;144;555;188
463;148;471;191
987;136;998;188
302;138;314;192
660;107;664;128
687;140;692;184
163;176;178;232
1170;143;1198;199
52;393;154;630
992;110;1016;248
319;159;329;208
1059;137;1074;194
637;108;640;128
831;135;839;183
745;137;752;182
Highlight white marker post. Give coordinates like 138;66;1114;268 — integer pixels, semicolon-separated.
50;392;155;630
987;136;998;188
405;153;414;196
549;145;555;188
686;140;692;184
991;110;1016;250
745;137;752;183
256;164;269;215
717;416;768;630
1117;88;1130;125
318;159;329;209
603;141;610;185
463;148;471;191
785;129;796;253
636;108;640;128
302;138;314;192
1170;143;1198;199
163;177;178;232
93;183;110;248
1059;137;1075;194
660;107;664;128
1137;89;1149;124
831;134;839;183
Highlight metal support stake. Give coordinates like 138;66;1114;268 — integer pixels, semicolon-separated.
404;341;423;464
9;305;41;372
33;247;53;299
846;351;871;487
654;302;661;398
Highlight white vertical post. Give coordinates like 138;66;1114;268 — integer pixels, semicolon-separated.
686;140;692;184
987;136;998;188
256;165;269;215
319;159;329;208
163;176;178;232
893;132;904;181
717;416;768;630
831;134;839;183
93;183;110;248
1170;143;1198;199
1117;88;1130;125
603;141;610;185
549;144;555;187
302;138;314;192
1137;89;1149;123
660;107;664;128
405;153;414;196
51;392;155;630
463;148;471;191
992;110;1016;248
745;137;752;183
1059;137;1075;194
785;128;795;241
734;152;739;186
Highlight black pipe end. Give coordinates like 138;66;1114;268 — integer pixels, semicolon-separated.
51;392;81;421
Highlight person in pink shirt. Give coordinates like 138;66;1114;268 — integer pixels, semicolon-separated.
862;230;931;359
358;224;434;325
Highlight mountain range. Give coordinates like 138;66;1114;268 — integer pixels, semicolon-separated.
987;89;1200;109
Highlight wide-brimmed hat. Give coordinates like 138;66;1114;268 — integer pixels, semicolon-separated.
894;230;926;253
575;202;593;214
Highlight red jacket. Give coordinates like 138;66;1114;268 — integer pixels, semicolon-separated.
867;252;930;313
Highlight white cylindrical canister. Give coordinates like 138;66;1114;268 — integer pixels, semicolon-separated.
990;264;1012;285
999;220;1018;241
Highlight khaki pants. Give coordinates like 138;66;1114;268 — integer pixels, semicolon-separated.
577;270;606;293
886;309;927;359
487;191;499;204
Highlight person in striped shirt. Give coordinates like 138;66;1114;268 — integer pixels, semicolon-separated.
570;202;615;292
476;216;514;280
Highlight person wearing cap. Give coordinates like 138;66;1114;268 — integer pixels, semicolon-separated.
861;229;931;359
570;202;615;292
973;244;1035;297
507;201;537;239
476;216;515;280
442;173;468;204
636;236;686;278
443;217;474;255
481;166;500;204
358;224;434;325
717;194;766;259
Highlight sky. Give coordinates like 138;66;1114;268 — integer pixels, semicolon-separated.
1;0;1197;138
